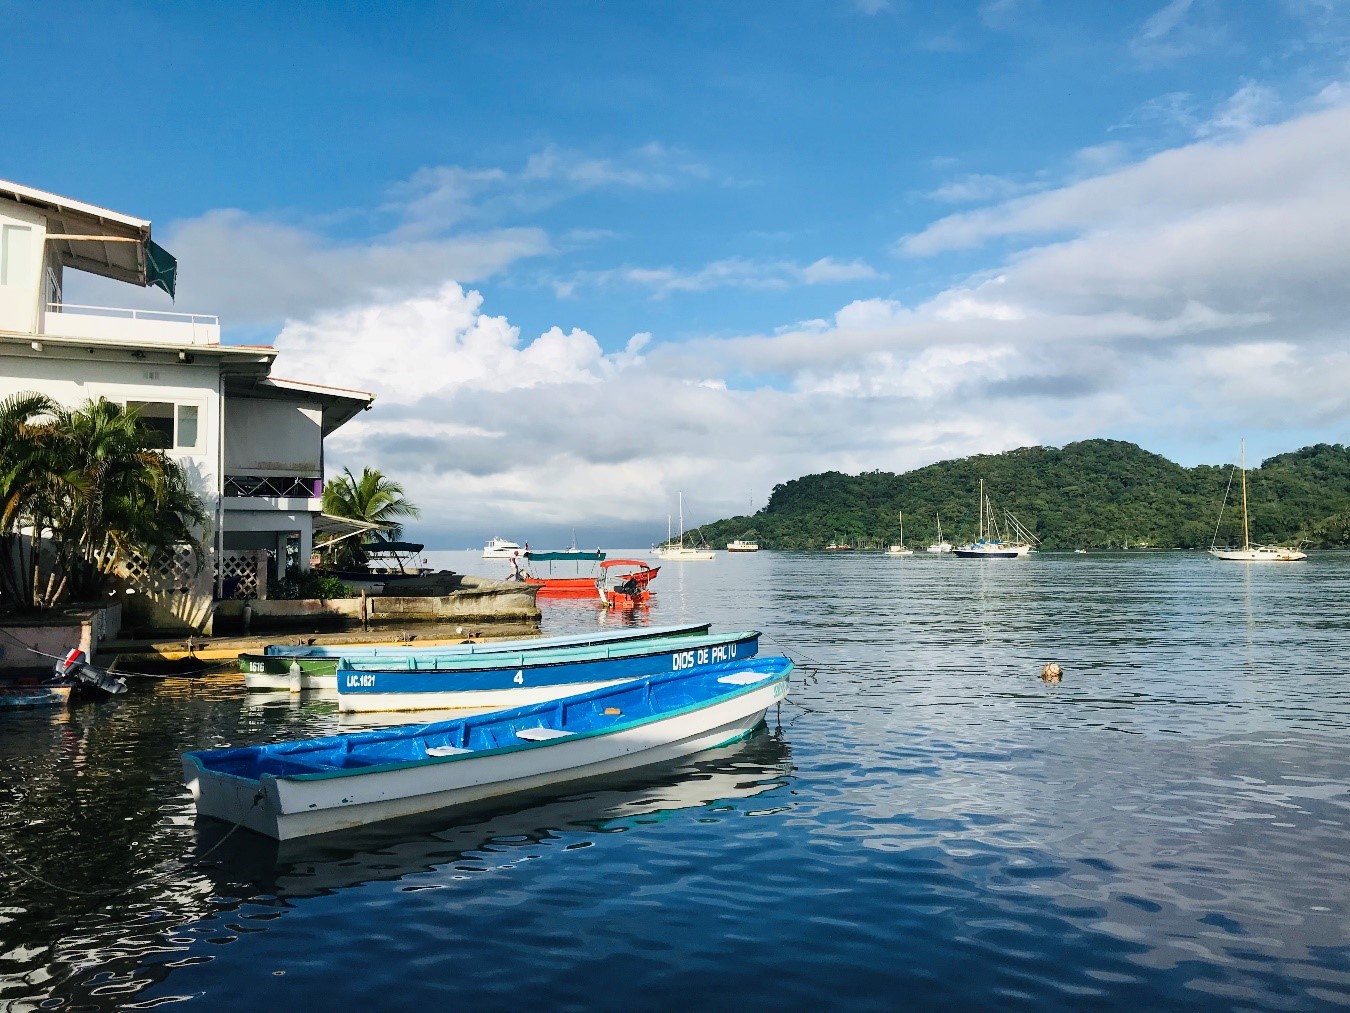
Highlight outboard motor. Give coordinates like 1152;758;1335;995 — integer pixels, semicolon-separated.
55;648;127;696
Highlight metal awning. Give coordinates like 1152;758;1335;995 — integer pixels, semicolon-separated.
313;513;386;550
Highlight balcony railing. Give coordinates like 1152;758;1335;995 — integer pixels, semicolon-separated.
225;475;322;499
43;303;221;345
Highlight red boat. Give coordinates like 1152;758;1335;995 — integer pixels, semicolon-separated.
597;558;660;609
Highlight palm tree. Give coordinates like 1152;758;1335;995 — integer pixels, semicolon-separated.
0;397;209;610
0;391;59;607
321;466;421;570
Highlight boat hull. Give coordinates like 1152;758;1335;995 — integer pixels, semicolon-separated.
1209;547;1307;562
240;622;712;690
654;548;715;560
184;659;792;840
336;631;761;712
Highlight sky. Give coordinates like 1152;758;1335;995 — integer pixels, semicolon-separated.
4;0;1350;547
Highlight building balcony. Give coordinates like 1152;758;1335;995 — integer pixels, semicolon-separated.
223;474;322;514
42;303;221;346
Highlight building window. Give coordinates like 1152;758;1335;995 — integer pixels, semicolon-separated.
1;224;32;286
127;401;174;449
177;404;199;449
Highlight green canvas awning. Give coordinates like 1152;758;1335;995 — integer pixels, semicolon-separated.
525;550;606;562
145;239;177;298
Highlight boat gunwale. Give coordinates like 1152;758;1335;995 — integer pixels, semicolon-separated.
335;630;761;676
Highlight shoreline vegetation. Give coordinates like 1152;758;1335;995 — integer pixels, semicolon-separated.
695;439;1350;552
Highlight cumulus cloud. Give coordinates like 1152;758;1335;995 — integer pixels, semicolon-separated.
74;99;1350;543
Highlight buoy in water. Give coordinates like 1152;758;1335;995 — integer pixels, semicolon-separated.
1041;663;1063;683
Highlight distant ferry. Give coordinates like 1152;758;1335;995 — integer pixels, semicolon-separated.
726;539;759;552
482;537;523;559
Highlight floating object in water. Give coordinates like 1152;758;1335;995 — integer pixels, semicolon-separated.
1041;663;1063;683
182;655;794;840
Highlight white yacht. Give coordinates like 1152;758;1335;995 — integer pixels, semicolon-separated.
482;537;523;559
726;539;759;552
926;514;953;554
885;510;913;555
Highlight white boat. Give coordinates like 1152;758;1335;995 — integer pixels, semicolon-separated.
926;514;953;554
953;479;1036;559
885;510;913;555
1208;440;1307;562
655;493;715;560
482;537;523;559
726;539;759;552
183;655;793;840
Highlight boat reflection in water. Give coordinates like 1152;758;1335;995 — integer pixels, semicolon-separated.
192;729;793;897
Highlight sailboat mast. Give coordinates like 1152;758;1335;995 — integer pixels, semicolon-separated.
1240;439;1250;551
978;479;984;541
678;492;685;549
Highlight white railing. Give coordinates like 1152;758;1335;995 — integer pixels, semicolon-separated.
46;303;220;326
41;302;221;345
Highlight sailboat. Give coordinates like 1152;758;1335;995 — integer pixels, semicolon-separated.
886;511;914;555
953;479;1036;559
1208;440;1307;562
926;514;953;554
655;493;716;561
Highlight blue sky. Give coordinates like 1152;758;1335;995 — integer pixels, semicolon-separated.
5;1;1350;546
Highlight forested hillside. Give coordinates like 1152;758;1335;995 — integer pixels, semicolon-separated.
695;440;1350;550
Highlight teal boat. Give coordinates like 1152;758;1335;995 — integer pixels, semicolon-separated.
240;621;713;690
336;629;760;713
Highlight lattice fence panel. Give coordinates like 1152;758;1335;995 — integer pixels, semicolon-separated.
217;551;266;600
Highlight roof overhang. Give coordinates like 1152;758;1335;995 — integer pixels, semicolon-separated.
0;328;275;367
0;177;176;297
313;513;386;550
223;375;376;435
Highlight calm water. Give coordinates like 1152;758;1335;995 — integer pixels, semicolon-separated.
2;550;1348;1010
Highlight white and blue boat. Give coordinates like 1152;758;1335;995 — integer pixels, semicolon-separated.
335;629;760;712
240;621;714;690
183;654;793;840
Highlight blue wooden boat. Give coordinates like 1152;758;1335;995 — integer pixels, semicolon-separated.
240;621;713;690
335;629;760;712
183;655;793;840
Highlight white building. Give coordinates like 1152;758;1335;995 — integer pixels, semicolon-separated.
0;177;374;629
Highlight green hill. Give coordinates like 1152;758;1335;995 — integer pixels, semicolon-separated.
695;440;1350;551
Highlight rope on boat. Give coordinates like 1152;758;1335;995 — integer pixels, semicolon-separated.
0;626;235;681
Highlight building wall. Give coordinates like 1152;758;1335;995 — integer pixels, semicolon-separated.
224;398;323;477
0;202;46;335
0;347;222;505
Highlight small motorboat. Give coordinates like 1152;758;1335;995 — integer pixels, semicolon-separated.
335;629;760;713
182;655;793;840
596;558;659;609
239;622;712;690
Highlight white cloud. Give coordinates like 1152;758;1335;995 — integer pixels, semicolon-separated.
927;173;1036;204
898;102;1350;255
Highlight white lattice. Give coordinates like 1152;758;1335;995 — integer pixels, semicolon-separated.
119;545;202;593
218;550;267;600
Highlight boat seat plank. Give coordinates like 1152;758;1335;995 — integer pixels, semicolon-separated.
426;744;470;756
717;671;770;685
515;727;574;741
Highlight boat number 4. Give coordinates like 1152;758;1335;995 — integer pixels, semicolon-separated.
671;644;739;670
513;670;524;685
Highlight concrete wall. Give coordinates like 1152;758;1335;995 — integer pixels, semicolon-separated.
0;605;121;674
212;578;541;633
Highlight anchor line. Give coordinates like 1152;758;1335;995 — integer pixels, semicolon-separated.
0;627;233;681
0;792;265;900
